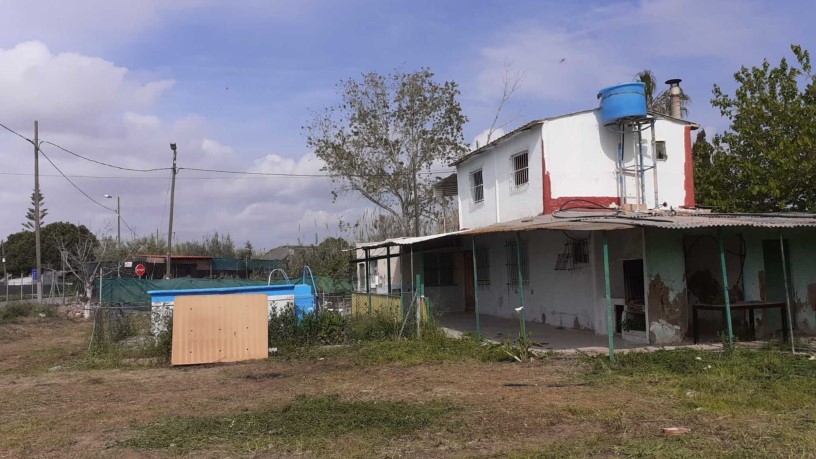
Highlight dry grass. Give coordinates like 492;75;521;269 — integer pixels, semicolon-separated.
1;317;815;458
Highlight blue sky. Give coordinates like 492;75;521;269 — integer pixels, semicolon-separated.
0;0;814;251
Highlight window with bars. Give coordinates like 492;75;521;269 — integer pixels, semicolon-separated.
423;252;455;286
512;151;529;187
572;239;589;264
470;169;484;203
504;238;529;286
475;247;490;286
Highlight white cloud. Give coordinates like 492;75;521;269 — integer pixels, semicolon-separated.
472;127;505;150
0;41;360;250
0;41;174;135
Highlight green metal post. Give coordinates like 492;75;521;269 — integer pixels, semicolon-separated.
718;231;735;348
779;232;795;353
515;232;528;340
471;236;481;340
603;232;615;362
386;246;393;316
415;273;422;337
365;248;371;315
409;245;415;324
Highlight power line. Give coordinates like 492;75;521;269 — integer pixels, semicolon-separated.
41;140;171;173
37;146;116;213
0;121;33;143
177;166;456;178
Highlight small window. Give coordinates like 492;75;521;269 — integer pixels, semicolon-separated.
470;169;484;203
655;141;667;161
512;151;529;187
505;238;529;286
475;247;490;286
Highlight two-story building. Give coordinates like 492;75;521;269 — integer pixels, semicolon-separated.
354;81;816;348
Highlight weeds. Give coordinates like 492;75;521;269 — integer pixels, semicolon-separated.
0;303;58;323
122;395;455;454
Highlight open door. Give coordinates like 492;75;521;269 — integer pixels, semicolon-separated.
463;251;475;312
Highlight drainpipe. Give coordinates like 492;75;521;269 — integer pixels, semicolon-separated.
603;232;615;362
717;231;735;348
472;236;481;340
779;232;795;353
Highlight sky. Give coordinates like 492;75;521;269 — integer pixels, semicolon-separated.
0;0;814;253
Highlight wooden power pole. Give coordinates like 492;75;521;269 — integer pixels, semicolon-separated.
34;121;42;302
166;143;178;279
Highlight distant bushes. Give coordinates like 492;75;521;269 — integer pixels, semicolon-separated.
0;302;58;323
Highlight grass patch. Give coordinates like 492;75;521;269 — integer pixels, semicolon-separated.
0;302;58;323
121;395;455;455
282;327;511;365
586;348;816;413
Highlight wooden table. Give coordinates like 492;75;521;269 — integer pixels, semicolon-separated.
692;302;788;344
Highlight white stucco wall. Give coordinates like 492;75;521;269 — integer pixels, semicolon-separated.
544;111;689;210
456;110;694;231
457;129;544;229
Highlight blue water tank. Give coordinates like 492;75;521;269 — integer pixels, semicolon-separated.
597;82;647;125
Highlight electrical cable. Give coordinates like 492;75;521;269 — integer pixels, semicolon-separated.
177;166;455;178
37;146;116;213
0;122;33;143
41;140;171;173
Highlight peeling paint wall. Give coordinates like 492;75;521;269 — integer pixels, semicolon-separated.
786;229;816;333
644;228;688;344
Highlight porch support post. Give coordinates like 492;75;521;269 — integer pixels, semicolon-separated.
471;236;481;340
779;232;795;353
603;231;615;362
415;273;422;337
386;245;393;316
717;231;735;348
515;232;528;340
365;248;371;315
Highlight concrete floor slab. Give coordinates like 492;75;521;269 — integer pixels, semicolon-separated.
437;311;639;351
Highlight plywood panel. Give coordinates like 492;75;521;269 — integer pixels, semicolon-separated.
172;293;268;365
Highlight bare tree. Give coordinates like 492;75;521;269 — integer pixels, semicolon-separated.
485;61;524;145
58;232;115;318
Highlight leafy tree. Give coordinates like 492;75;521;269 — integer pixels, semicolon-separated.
2;222;96;274
635;69;691;117
285;237;352;280
707;44;816;212
305;68;468;237
22;190;47;231
692;129;717;206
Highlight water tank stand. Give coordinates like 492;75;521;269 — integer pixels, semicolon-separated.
612;117;655;210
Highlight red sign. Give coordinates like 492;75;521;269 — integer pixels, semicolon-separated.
135;264;146;277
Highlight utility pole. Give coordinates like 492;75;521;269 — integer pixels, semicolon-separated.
166;143;178;279
34;121;42;302
116;197;121;247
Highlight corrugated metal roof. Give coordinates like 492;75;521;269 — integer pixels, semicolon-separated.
354;229;469;250
462;212;816;234
353;212;816;250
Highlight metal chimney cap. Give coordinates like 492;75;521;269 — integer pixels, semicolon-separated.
665;78;682;86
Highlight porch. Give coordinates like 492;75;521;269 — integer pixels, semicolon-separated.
437;311;638;351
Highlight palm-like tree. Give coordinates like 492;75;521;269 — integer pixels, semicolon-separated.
635;69;691;117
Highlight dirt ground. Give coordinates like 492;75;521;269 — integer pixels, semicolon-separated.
1;316;813;458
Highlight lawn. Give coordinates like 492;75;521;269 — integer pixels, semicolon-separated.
1;311;815;458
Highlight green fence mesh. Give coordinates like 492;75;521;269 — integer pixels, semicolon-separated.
98;276;352;306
